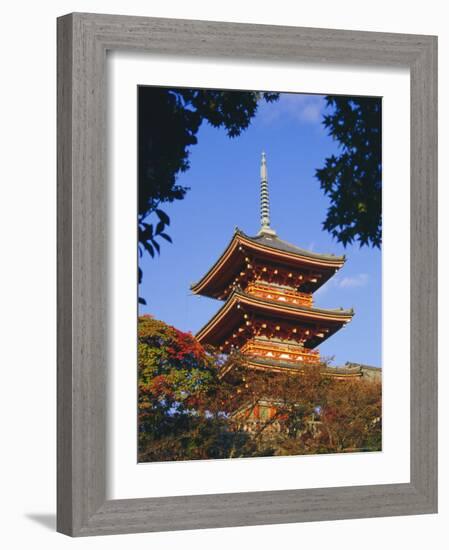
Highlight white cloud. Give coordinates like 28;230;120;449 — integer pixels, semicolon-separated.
299;102;322;123
257;94;325;126
338;273;369;288
314;273;368;296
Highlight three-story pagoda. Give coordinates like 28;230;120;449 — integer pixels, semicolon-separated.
192;153;354;376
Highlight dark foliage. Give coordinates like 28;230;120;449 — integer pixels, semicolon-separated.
316;96;382;248
138;87;279;266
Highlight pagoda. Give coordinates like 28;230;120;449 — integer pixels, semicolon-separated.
192;153;354;379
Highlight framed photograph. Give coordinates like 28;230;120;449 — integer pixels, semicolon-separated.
57;13;437;536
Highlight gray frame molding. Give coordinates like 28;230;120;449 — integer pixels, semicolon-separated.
57;12;437;536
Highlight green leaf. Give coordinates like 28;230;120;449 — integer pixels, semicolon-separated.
156;209;170;225
155;220;165;235
151;239;160;254
159;232;172;243
142;241;154;258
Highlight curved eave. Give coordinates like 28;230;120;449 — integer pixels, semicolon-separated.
190;232;241;296
191;229;345;298
220;357;363;378
196;290;353;347
247;358;363;378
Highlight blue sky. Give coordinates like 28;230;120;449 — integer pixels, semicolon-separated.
139;92;381;367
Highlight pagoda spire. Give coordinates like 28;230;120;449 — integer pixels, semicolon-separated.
258;152;277;236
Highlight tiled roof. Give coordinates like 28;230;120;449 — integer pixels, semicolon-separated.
237;229;345;262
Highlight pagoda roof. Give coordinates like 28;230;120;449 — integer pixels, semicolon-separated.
246;230;343;262
220;356;364;378
191;229;345;298
196;289;353;348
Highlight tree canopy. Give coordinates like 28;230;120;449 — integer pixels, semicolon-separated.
138;315;259;461
138;316;382;462
138;86;279;298
316;96;382;248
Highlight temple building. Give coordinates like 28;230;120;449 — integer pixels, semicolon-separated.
192;152;355;379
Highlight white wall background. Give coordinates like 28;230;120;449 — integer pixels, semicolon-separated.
0;1;445;548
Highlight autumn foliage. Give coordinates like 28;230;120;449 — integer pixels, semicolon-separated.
138;316;381;462
138;315;257;461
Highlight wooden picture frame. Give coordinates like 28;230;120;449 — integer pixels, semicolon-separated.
57;12;437;536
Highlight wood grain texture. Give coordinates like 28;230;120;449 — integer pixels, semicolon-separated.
57;13;74;536
57;12;438;536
